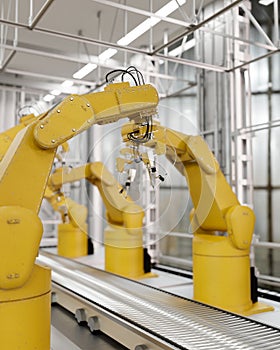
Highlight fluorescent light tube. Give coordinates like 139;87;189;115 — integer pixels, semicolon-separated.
259;0;274;5
98;48;118;61
50;89;61;96
43;94;55;102
73;63;97;79
117;0;186;46
61;80;73;88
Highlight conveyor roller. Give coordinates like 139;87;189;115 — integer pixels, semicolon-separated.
39;251;280;350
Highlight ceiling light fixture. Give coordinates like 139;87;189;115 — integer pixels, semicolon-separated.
61;80;74;88
73;63;97;79
50;89;61;96
98;48;118;61
72;0;186;80
43;94;55;102
117;0;186;46
258;0;274;5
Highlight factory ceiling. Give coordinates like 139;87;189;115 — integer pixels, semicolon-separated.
0;0;278;99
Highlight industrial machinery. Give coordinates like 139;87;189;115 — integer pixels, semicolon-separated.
0;80;158;350
44;180;89;258
0;118;90;258
121;120;274;316
48;161;154;278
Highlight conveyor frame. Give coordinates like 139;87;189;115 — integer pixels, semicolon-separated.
39;252;280;350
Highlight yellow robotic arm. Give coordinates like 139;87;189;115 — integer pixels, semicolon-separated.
44;187;88;231
49;161;150;278
0;81;158;289
122;121;273;315
44;184;89;257
0;81;158;350
49;162;144;231
0;113;38;161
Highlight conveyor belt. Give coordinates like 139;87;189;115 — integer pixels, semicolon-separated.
39;252;280;350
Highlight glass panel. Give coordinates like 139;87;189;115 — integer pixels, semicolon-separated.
272;190;280;242
255;247;279;277
251;94;268;125
252;130;268;186
159;96;198;134
253;190;268;241
272;94;280;121
271;127;280;186
272;50;280;90
250;28;269;92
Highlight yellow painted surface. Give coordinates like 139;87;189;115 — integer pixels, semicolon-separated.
193;234;252;313
121;121;274;315
0;125;56;214
105;224;144;278
58;222;88;258
0;206;43;289
0;264;51;350
193;234;274;315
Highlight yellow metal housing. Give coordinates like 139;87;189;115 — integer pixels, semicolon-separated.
58;222;88;258
0;81;159;350
0;264;51;350
104;224;144;278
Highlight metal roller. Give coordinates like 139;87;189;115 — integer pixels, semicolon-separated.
39;251;280;350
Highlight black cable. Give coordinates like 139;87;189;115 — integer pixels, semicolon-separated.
126;66;145;85
127;117;152;143
105;69;138;86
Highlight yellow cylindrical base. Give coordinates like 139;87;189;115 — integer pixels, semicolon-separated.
104;224;144;278
58;222;88;258
0;264;51;350
193;233;252;314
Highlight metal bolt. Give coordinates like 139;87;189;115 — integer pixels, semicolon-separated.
51;139;56;143
86;103;90;107
7;218;20;224
72;128;76;132
87;119;91;123
75;308;87;325
57;109;61;113
88;316;100;333
70;97;74;101
40;124;44;129
51;292;58;305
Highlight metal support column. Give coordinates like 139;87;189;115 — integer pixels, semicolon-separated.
229;1;253;207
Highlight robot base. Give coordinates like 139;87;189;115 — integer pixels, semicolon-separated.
193;233;274;315
0;264;51;350
105;224;157;279
58;222;88;258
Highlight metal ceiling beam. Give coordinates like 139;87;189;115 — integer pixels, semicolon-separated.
199;26;277;52
1;43;194;84
5;68;97;87
156;52;226;72
151;0;245;55
90;0;190;27
226;48;280;72
0;50;16;70
29;0;55;30
240;3;277;49
0;18;227;72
